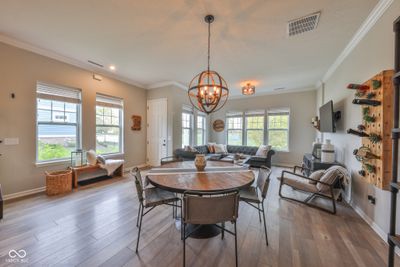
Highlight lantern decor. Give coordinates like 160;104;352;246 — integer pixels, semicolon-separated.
188;15;229;115
71;149;86;167
242;83;255;95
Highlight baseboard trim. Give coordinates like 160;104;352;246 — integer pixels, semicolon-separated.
350;201;400;256
4;187;46;201
124;163;149;173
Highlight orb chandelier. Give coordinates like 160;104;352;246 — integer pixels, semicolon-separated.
188;15;229;115
242;83;255;95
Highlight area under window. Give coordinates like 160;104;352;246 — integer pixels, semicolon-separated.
227;112;243;145
96;94;123;155
36;82;81;162
196;114;206;145
245;111;265;146
267;110;290;151
182;109;193;148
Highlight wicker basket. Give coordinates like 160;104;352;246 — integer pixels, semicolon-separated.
46;170;72;196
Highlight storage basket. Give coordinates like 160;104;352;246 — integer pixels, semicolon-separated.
46;170;72;196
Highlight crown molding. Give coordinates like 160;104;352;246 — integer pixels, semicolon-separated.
146;80;187;90
320;0;393;84
0;34;145;88
228;86;317;100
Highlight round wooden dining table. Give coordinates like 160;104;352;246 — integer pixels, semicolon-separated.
146;160;255;238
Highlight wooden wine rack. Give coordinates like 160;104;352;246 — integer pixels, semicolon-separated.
359;70;394;189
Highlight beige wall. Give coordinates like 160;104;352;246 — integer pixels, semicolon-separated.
210;90;317;166
0;42;147;196
316;0;400;235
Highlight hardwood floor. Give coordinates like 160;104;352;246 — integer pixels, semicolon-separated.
0;167;398;267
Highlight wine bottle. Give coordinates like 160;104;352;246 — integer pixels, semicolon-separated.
352;99;381;106
347;129;369;137
347;84;369;90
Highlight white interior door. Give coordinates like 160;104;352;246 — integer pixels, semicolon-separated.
147;98;168;166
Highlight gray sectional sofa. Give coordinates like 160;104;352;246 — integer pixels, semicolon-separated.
174;145;275;168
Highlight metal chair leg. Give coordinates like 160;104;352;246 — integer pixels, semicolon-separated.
183;223;186;267
257;203;262;222
136;204;141;227
261;202;268;246
221;222;225;240
234;222;238;267
136;204;144;252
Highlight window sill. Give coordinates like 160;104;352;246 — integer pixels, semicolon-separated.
35;159;70;168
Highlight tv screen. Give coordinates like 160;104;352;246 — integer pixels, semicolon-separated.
319;100;335;132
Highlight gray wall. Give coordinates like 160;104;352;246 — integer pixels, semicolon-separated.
316;0;400;236
210;90;317;166
0;42;147;196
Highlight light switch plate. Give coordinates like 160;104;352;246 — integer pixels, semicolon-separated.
4;138;19;145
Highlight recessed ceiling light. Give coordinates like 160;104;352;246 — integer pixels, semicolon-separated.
109;65;116;71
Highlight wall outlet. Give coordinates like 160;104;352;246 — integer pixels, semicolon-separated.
4;138;19;145
367;195;376;205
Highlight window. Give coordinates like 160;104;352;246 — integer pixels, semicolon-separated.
96;94;123;154
245;111;265;146
196;114;206;145
36;82;81;162
267;109;290;151
182;107;193;147
227;112;243;145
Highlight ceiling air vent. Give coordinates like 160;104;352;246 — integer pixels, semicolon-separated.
288;12;320;37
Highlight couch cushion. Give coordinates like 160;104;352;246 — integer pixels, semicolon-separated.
227;145;258;155
249;156;267;162
281;174;319;193
256;145;272;156
308;170;325;184
316;168;339;193
194;145;209;154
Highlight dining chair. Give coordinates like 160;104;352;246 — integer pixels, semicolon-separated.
182;190;240;267
131;167;181;252
160;156;183;165
239;166;271;246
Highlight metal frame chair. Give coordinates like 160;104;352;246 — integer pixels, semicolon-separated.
182;190;240;267
239;166;271;246
131;167;181;252
278;165;343;214
160;156;184;165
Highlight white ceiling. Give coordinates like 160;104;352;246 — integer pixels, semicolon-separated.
0;0;378;95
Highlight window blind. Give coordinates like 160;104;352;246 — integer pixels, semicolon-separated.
226;111;243;117
182;104;193;113
267;108;290;115
245;110;265;116
37;82;81;103
96;94;123;109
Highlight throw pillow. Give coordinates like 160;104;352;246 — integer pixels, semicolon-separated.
316;168;339;192
207;142;216;153
97;155;106;165
308;170;325;184
214;144;226;153
256;145;271;156
86;150;97;165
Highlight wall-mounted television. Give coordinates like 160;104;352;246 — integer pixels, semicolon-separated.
319;100;336;133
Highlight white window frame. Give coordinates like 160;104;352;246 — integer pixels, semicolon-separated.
182;106;194;147
36;82;82;163
195;113;207;145
267;109;290;152
245;111;265;147
226;111;244;146
95;93;124;155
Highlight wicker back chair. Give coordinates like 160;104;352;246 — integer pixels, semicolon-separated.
239;166;271;246
182;190;240;267
130;167;181;252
